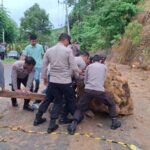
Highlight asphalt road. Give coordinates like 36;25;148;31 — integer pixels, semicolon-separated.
0;63;147;150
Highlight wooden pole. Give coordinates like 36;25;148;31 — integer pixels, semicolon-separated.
0;91;45;101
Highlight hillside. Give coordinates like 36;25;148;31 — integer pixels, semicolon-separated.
68;0;140;51
112;0;150;65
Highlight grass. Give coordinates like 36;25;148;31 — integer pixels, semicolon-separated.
137;0;150;11
2;58;16;63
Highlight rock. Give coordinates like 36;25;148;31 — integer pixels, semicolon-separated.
0;113;3;119
133;126;137;129
97;123;103;128
120;128;124;131
76;63;134;116
130;61;142;69
85;110;95;118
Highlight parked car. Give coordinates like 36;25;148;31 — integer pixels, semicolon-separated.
7;50;20;59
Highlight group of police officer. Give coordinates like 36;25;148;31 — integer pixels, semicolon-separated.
0;32;121;135
33;33;121;135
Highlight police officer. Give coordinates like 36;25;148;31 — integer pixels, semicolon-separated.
11;56;36;111
68;54;121;135
34;33;81;133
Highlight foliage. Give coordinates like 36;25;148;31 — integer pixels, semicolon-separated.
6;27;65;53
6;42;28;52
49;27;65;47
2;58;15;63
68;0;140;51
20;3;52;43
0;7;18;43
124;21;142;45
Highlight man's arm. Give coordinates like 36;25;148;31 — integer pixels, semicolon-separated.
84;67;88;85
11;65;18;91
26;70;35;91
104;65;107;81
41;51;50;84
68;49;80;73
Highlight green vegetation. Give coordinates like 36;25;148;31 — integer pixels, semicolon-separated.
68;0;140;51
2;58;15;63
49;27;65;47
0;3;53;53
20;3;52;43
124;21;142;45
0;7;18;43
0;1;142;54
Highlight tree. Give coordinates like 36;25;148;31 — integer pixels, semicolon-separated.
20;3;52;43
0;7;18;43
67;0;140;51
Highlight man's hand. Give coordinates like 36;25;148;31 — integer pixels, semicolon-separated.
43;79;48;86
79;70;85;76
22;88;31;93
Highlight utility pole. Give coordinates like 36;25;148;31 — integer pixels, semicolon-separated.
65;0;70;35
1;0;5;43
58;0;70;35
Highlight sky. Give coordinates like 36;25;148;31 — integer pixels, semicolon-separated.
2;0;68;28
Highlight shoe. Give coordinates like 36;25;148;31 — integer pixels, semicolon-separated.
59;117;73;124
67;120;77;135
47;119;59;133
32;103;40;110
12;103;18;107
33;117;46;126
33;111;46;126
23;105;34;112
111;118;121;130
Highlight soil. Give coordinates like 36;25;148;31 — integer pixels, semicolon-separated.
0;63;149;150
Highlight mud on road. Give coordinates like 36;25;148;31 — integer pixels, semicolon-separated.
0;63;149;150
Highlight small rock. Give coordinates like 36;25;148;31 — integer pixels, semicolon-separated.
133;126;137;129
97;123;103;128
85;110;95;118
120;128;124;131
0;113;3;119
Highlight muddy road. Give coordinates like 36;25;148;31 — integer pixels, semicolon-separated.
0;63;149;150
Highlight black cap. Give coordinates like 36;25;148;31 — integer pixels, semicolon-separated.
58;33;71;44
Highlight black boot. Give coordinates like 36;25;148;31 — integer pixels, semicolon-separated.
11;99;18;107
33;112;46;126
23;105;34;112
67;120;78;135
111;118;121;130
47;119;59;133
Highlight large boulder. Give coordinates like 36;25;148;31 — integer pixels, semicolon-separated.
76;63;133;115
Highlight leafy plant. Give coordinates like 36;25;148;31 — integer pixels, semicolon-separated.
68;0;140;51
20;3;52;43
124;21;142;45
0;7;18;43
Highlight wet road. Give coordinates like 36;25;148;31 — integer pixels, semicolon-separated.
0;63;147;150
